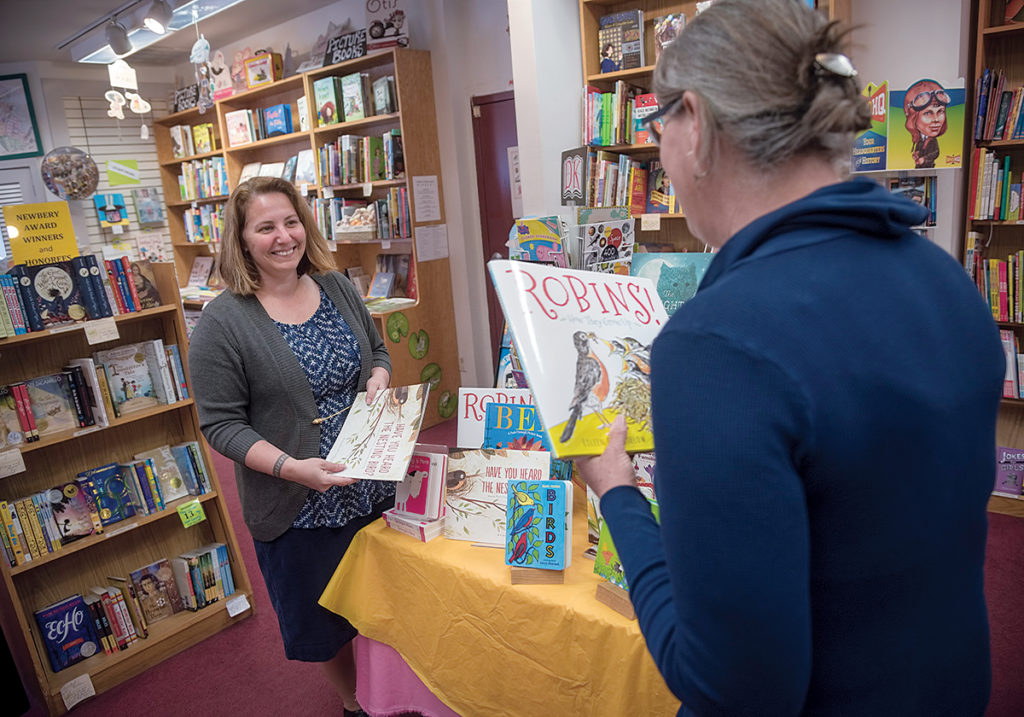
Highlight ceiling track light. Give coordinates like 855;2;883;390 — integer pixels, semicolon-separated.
105;19;133;57
144;0;174;34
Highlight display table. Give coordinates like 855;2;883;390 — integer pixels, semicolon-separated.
320;488;681;716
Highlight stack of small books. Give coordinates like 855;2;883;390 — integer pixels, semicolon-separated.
383;443;448;542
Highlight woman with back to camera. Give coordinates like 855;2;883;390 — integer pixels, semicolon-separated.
189;176;392;717
577;1;1002;715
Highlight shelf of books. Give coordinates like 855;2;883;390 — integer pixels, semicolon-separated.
0;261;253;715
963;1;1024;517
155;48;459;428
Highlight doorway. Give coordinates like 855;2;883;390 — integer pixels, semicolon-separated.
470;90;517;378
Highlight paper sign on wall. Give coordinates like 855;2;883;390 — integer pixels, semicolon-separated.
1;201;78;266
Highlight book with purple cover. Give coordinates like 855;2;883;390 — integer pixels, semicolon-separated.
34;594;100;672
995;445;1024;497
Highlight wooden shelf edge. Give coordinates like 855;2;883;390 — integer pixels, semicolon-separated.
585;65;655;83
989;493;1024;518
8;491;217;576
18;400;195;455
0;305;178;348
981;22;1024;37
167;195;229;208
313;111;401;135
223;130;311;152
40;593;252;699
159;149;224;167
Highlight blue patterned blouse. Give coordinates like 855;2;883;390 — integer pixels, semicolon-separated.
274;286;395;529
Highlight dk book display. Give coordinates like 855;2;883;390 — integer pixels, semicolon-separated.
0;262;252;715
155;47;459;429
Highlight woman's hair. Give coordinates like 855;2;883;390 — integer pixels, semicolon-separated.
903;79;948;144
215;176;337;295
653;0;870;171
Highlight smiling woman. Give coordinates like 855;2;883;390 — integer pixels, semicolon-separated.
188;174;393;716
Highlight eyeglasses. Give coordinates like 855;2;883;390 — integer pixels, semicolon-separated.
642;98;682;146
909;88;950;110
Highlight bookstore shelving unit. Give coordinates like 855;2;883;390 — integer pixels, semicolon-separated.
964;0;1024;519
0;263;254;715
154;48;459;428
576;0;849;249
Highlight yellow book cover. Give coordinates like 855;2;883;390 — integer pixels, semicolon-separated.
13;498;40;559
0;501;26;565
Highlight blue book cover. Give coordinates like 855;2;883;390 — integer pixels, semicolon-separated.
70;255;101;320
630;252;714;315
170;443;201;495
504;479;570;571
77;462;136;526
82;255;113;317
483;402;574;481
264;103;293;136
33;594;100;672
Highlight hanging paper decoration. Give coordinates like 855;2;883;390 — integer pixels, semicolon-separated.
125;92;151;114
40;146;99;200
190;35;214;113
104;90;126;119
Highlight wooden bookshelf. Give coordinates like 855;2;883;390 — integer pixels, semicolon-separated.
0;263;253;715
962;1;1024;517
154;48;459;428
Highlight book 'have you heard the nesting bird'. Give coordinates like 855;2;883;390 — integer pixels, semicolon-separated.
487;260;669;458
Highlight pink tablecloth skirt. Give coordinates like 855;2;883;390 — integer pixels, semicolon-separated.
355;635;461;717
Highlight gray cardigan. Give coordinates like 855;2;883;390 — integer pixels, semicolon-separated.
189;271;391;541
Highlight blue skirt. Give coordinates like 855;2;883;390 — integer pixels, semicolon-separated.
253;497;392;662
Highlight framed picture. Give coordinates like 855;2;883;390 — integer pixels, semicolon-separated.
244;53;282;90
0;74;43;160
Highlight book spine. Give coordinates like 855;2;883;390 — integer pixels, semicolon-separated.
7;500;30;563
37;493;62;552
109;589;138;643
186;442;211;493
29;494;54;555
70;255;102;320
0;505;14;566
104;260;130;313
65;364;97;427
119;464;147;515
166;344;190;399
121;257;145;311
215;543;235;596
85;597;114;654
6;266;44;332
132;462;158;513
97;259;123;315
0;275;26;334
9;383;36;442
171;445;200;495
82;255;114;317
0;276;15;337
94;364;119;419
150;339;176;404
14;498;40;559
143;458;165;510
0;501;26;565
60;370;89;428
190;556;208;607
125;582;149;638
96;589;129;650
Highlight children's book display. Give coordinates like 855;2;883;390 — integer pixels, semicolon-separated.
394;443;448;522
482;402;573;481
34;594;101;672
325;383;429;481
487;260;669;458
456;387;535;448
443;448;550;546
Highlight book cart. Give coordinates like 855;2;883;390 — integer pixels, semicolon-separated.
0;264;253;715
154;48;459;429
964;0;1024;519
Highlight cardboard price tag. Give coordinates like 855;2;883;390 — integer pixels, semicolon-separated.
177;499;207;527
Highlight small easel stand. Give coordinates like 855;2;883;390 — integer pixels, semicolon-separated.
595;581;635;619
510;567;565;585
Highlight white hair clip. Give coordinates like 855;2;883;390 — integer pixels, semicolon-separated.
814;53;858;78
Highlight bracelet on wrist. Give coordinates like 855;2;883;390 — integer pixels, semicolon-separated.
272;453;289;478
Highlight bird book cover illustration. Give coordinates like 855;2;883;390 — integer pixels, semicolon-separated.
325;383;429;481
444;448;551;545
504;479;571;571
487;259;669;458
594;498;659;590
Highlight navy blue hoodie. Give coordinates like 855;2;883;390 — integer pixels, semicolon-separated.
601;179;1002;716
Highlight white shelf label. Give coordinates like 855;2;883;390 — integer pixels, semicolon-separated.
0;449;26;478
85;316;119;345
640;214;661;231
61;674;96;711
226;593;251;617
362;182;372;197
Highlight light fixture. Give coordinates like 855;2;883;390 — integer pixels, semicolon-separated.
143;0;174;34
105;19;133;57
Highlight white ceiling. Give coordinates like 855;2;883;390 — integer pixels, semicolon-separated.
0;0;339;66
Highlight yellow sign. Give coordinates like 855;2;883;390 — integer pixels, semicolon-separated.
177;499;207;528
1;201;78;266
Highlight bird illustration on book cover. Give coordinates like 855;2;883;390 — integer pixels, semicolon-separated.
488;260;668;458
504;480;569;571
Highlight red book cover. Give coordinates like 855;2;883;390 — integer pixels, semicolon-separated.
120;257;142;311
103;260;128;314
10;383;38;442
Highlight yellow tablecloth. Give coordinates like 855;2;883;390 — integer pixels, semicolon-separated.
319;489;681;717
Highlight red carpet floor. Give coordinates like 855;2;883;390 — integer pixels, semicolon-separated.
15;416;1024;715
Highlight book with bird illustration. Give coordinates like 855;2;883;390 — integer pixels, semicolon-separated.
487;260;669;458
325;383;429;481
504;479;572;571
594;498;659;589
444;448;551;545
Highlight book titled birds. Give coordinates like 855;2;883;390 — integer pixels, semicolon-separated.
325;383;429;481
487;260;669;458
504;479;571;571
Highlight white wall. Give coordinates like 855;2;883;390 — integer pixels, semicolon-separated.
849;0;973;258
507;0;581;218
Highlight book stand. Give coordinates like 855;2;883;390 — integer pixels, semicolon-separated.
595;581;635;619
510;567;565;585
